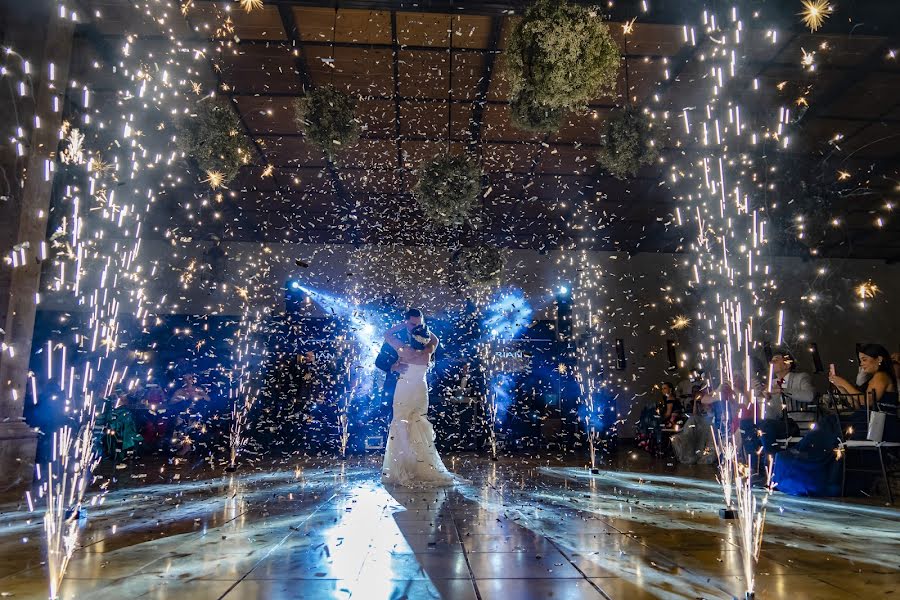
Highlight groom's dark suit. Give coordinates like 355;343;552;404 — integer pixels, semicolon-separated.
375;328;410;403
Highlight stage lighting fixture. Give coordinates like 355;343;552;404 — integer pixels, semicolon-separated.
289;281;302;291
558;285;569;296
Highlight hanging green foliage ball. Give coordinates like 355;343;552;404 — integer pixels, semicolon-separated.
505;0;620;110
414;154;483;227
455;244;505;285
509;86;565;133
595;107;660;180
294;85;360;158
176;97;253;184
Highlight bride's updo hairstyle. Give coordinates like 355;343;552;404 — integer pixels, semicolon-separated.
410;324;431;350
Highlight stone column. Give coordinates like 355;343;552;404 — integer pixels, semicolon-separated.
0;4;74;490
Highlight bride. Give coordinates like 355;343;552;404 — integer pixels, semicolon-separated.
381;313;456;487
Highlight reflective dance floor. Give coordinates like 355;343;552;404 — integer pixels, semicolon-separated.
1;453;898;599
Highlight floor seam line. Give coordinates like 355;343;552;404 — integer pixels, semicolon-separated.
214;487;341;600
543;536;613;600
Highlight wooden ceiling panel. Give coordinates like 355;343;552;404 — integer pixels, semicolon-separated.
221;46;301;94
840;121;900;159
341;169;404;196
485;173;530;198
401;101;449;139
294;7;392;45
340;138;398;170
451;103;476;142
481;103;547;142
397;12;451;47
305;47;394;97
625;57;668;105
393;99;476;144
295;7;336;42
401;141;466;170
336;9;392;44
780;34;885;68
87;0;193;38
188;2;286;41
530;174;589;202
825;73;900;119
627;23;684;57
451;52;487;101
259;136;328;169
482;143;541;173
233;96;296;135
357;98;395;138
539;145;599;175
398;50;449;99
452;15;493;49
550;109;608;144
271;167;337;195
794;118;868;152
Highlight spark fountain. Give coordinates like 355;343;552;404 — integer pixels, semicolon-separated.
563;197;612;473
227;302;266;472
658;4;800;598
9;1;245;594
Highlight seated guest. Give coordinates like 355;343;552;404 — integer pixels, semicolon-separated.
775;344;899;496
139;383;169;448
171;374;211;456
102;387;143;461
829;343;898;441
671;383;717;465
660;381;684;428
892;352;900;387
743;351;816;454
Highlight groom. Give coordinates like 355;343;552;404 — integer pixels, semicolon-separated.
376;308;431;403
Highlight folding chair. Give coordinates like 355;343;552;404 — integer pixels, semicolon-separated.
830;389;899;504
775;392;820;448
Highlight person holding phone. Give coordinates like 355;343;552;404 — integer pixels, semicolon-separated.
829;343;898;444
829;344;898;410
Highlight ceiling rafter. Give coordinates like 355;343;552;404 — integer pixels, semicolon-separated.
278;2;354;239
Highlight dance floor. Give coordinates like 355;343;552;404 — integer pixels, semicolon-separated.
1;453;898;599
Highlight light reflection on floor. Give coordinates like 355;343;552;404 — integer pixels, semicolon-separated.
0;454;898;599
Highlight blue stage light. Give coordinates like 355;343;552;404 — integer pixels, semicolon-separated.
289;281;302;291
482;289;533;340
558;286;569;296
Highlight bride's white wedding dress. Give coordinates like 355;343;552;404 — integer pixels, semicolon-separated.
382;363;456;487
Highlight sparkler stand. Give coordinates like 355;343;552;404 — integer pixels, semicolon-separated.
225;463;237;473
718;507;736;519
590;467;600;474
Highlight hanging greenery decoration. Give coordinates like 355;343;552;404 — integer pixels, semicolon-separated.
414;153;483;226
595;107;660;180
293;85;360;158
454;244;505;285
176;97;252;185
509;86;565;133
505;0;619;111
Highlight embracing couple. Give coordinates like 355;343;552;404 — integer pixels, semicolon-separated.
376;308;459;487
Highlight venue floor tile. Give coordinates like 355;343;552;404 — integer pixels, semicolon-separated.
1;453;898;599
